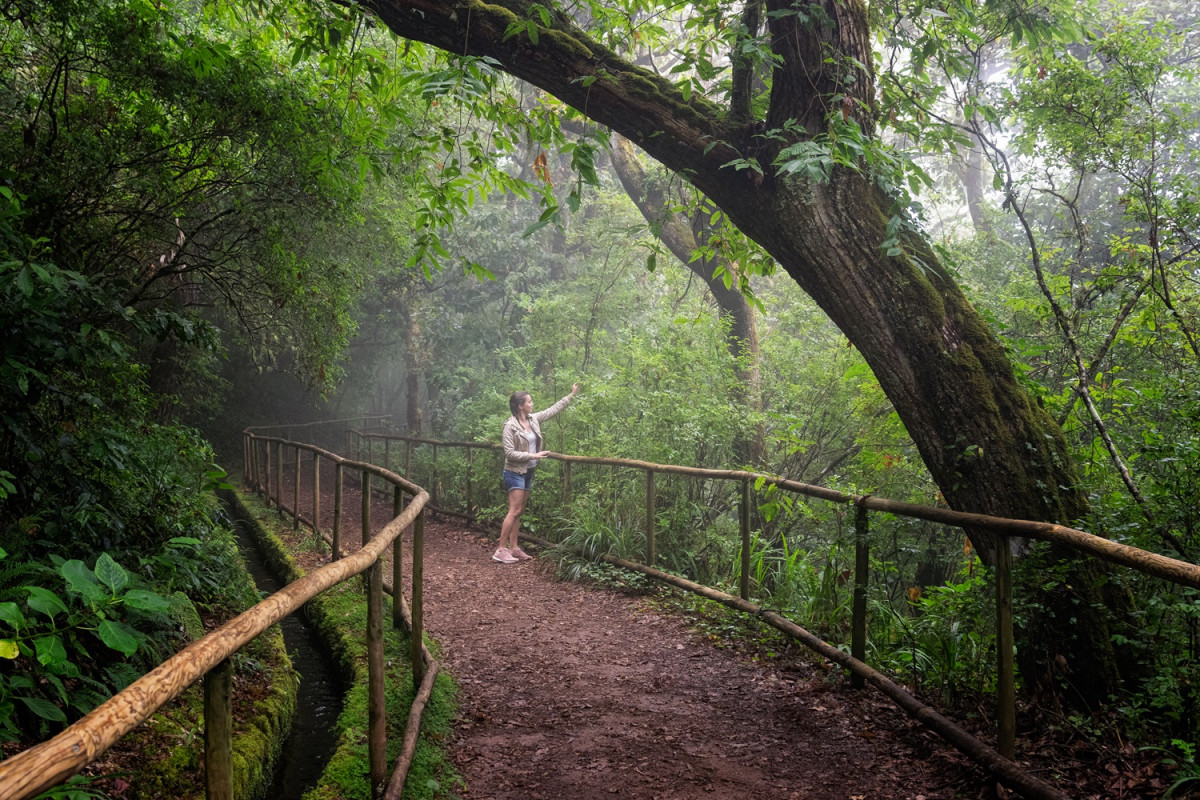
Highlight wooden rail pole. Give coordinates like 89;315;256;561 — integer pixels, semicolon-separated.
367;559;386;799
563;461;572;511
740;479;751;601
362;470;372;548
264;439;273;507
203;658;233;800
466;448;473;516
393;486;405;630
645;470;656;567
248;437;258;492
312;454;321;539
412;509;425;690
333;464;344;560
996;536;1016;759
274;441;283;518
851;502;869;689
431;444;439;509
293;446;301;531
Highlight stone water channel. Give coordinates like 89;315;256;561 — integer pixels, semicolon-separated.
233;522;344;799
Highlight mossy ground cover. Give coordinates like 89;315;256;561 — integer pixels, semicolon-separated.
230;490;462;800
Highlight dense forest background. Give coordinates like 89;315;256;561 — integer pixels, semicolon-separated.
2;0;1199;792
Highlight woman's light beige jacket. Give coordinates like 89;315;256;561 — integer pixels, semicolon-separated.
502;392;574;474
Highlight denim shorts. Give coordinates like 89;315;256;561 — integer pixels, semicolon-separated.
502;468;535;492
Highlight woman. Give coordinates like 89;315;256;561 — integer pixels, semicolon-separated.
495;382;580;563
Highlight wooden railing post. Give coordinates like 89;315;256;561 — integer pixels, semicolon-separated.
312;454;321;539
851;502;869;689
293;445;301;531
274;441;283;518
562;461;572;512
645;470;656;567
333;463;344;560
996;535;1016;759
393;485;405;630
203;658;233;800
249;437;259;493
264;439;273;507
466;447;473;517
385;438;391;471
367;558;386;799
362;470;372;548
740;479;751;600
412;508;425;690
431;444;439;509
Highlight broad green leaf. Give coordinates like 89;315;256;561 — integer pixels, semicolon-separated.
19;696;67;723
0;601;25;631
97;619;138;656
33;635;68;667
122;589;171;613
95;553;128;594
60;560;106;604
23;586;68;618
0;639;18;659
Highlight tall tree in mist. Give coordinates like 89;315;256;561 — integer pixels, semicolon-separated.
351;0;1145;702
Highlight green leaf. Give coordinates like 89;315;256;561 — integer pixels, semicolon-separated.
0;640;18;659
16;266;34;297
122;589;171;613
97;620;139;656
33;635;68;667
60;560;106;604
0;601;26;632
19;696;67;723
23;586;69;618
94;553;128;595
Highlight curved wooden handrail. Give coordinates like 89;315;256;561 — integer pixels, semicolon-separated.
0;438;427;800
246;415;392;433
540;452;1200;590
355;432;1200;589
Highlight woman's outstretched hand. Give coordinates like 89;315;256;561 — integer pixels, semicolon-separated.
571;382;580;396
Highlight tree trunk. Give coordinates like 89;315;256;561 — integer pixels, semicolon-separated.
365;0;1125;706
402;307;424;434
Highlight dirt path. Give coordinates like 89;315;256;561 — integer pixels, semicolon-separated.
281;466;984;799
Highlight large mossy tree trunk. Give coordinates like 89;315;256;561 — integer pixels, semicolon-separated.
366;0;1130;706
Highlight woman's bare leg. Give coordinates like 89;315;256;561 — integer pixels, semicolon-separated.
500;488;528;549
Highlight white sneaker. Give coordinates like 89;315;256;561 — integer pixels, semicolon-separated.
492;548;518;564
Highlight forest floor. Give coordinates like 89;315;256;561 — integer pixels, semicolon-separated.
274;465;1174;800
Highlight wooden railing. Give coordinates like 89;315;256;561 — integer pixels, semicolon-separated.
13;420;1192;800
0;430;431;800
349;430;1200;800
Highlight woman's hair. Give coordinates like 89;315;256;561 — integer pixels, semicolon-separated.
509;391;531;417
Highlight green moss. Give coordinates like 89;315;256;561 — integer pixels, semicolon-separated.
232;630;299;800
168;591;204;641
541;27;593;60
112;523;297;800
229;489;462;800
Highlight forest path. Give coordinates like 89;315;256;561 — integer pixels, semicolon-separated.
287;469;982;800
